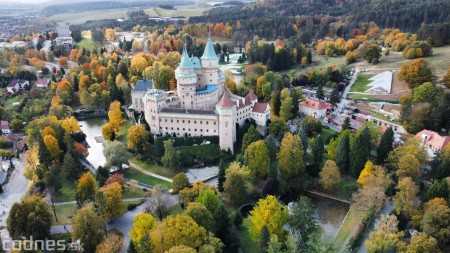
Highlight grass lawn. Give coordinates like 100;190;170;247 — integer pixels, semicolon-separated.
348;93;374;100
320;127;338;144
335;177;359;201
117;119;134;143
122;187;147;199
167;203;184;216
334;207;365;249
52;203;77;225
237;219;259;253
124;167;172;188
350;74;372;92
56;170;77;202
281;53;346;76
131;158;178;178
76;39;99;51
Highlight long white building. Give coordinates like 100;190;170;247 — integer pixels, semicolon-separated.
143;36;270;153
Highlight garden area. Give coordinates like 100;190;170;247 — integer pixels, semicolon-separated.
349;73;372;92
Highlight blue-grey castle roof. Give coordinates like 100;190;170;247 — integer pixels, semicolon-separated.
133;79;153;92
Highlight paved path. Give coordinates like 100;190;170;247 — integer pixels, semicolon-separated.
128;161;173;182
333;67;359;116
357;203;394;253
0;155;31;245
53;197;145;206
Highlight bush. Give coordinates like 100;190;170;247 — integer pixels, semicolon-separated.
127;203;138;211
262;178;278;195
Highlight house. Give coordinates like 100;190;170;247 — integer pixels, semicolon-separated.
415;130;450;156
6;79;29;93
35;78;49;88
131;74;153;112
298;98;332;118
0;121;10;134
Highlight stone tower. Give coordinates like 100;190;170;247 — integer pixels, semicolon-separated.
176;46;197;109
216;92;236;154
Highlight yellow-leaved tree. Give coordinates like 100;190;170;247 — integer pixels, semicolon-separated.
249;195;287;241
129;213;156;244
61;117;81;134
43;134;61;160
357;160;374;187
76;172;98;205
319;160;341;192
97;182;123;220
127;124;150;154
277;132;304;186
108;101;123;128
150;214;207;252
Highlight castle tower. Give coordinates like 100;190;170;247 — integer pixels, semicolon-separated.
176;46;197;109
216;92;236;154
201;35;223;95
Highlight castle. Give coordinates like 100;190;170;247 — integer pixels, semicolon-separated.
142;36;270;153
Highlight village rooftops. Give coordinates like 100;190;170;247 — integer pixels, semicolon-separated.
299;98;332;110
416;129;450;151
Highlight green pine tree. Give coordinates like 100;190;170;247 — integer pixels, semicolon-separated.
217;159;226;192
350;128;370;177
260;225;270;253
376;127;394;164
335;131;350;174
342;117;351;131
311;136;324;176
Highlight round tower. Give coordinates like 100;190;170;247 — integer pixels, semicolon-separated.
216;93;237;154
176;46;197;109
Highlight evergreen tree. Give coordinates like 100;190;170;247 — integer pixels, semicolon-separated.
376;127;394;164
342;117;351;131
317;85;324;100
311;136;324;177
260;225;270;253
127;240;137;253
96;166;109;187
217;159;226;192
350;128;370;177
62;153;79;182
241;125;261;154
330;88;340;104
234;211;243;227
214;205;240;251
297;124;308;154
335;132;350;174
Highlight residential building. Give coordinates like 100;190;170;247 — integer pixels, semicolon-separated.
6;79;29;93
416;130;450;155
0;121;10;134
298;98;332;118
143;36;270;153
35;78;49;88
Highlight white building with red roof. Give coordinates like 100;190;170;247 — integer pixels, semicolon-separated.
415;130;450;155
143;37;270;153
298;98;332;118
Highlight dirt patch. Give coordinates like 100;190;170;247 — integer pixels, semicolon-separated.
391;73;409;93
372;90;410;102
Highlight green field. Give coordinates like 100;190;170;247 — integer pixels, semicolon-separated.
320;127;338;144
124;167;172;188
350;74;372;92
117;119;134;144
76;39;99;51
131;158;178;178
334;207;365;249
282;53;346;76
348;93;374;100
51;204;77;225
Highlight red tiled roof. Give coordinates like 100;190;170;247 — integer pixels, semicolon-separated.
299;98;329;110
0;121;9;130
36;78;49;85
245;90;258;102
416;130;450;150
252;102;268;113
217;93;235;108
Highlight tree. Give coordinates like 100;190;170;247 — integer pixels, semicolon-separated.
97;182;123;220
96;166;110;187
217;159;226;192
421;198;450;245
146;185;172;220
166;245;197;253
249;195;288;241
161;140;178;169
260;225;270;253
108;100;123;128
335;131;350;174
179;181;216;207
365;214;405;253
405;232;440;253
288;196;319;245
396;154;420;180
62;153;79;181
398;58;433;88
195;189;221;214
270;91;280;116
350;127;370;177
341;117;351;131
184;202;215;232
223;162;248;205
7;195;52;240
72;204;105;253
10;118;23;132
279;96;293;122
277;132;304;187
319;160;341;192
104;141;132;170
311;136;324;176
393;177;418;218
363;44;382;63
46;164;61;222
172;172;190;194
96;234;123;253
150;214;207;252
377;127;394;164
76;172;97;205
425;179;449;201
129;213;156;245
102;122;116;141
357;160;374;187
213;205;240;251
444;67;450;88
268;118;289;140
241;125;262;153
43;134;61;160
244;140;270;177
127;125;150;154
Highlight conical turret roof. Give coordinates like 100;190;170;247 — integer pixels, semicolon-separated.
179;46;194;69
201;35;219;60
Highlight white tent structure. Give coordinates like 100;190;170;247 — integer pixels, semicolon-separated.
365;71;393;94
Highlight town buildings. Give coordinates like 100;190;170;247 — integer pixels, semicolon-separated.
416;129;450;157
298;98;332;118
142;36;270;153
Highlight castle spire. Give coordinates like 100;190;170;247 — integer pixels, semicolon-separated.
201;33;219;60
179;42;194;69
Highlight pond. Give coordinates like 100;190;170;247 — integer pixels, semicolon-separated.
79;117;108;169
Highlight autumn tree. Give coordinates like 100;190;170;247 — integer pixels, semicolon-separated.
223;162;248;205
398;59;433;88
365;214;406;253
184;202;215;232
195;189;221;214
172;172;190;194
363;44;382;64
104;141;132;170
319;160;341;192
96;234;123;253
405;232;440;253
249;195;288;241
129;213;156;246
76;172;98;205
277;132;304;187
146;185;172;220
268;118;289;140
108;100;123;129
179;181;216;207
161;139;178;169
72;204;105;253
444;67;450;88
420;198;450;245
279;96;294;122
62;152;79;182
7;195;52;240
127;124;150;154
43;134;61;160
393;177;419;218
350;127;371;177
97;182;123;221
357;160;374;187
396;154;420;180
150;214;207;252
244;140;270;177
166;245;197;253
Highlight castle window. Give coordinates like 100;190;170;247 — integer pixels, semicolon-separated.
165;127;168;130
171;127;173;130
165;119;167;122
207;129;209;132
200;121;202;124
183;128;185;131
214;130;216;133
183;120;185;123
177;120;179;123
194;121;196;124
210;74;212;76
214;122;216;125
188;128;191;131
177;128;179;130
200;129;203;132
195;129;197;131
188;120;190;123
206;122;208;125
171;119;173;123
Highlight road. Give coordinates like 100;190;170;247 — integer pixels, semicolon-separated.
0;155;31;244
333;67;359;116
129;161;173;182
